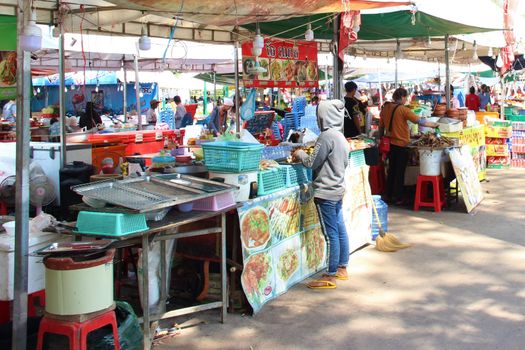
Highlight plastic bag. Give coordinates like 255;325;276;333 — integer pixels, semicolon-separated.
240;88;257;121
29;212;57;234
217;124;237;141
86;301;143;350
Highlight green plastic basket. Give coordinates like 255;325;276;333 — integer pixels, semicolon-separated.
258;168;286;196
202;141;264;173
348;150;366;168
507;114;525;122
280;164;313;187
76;211;148;236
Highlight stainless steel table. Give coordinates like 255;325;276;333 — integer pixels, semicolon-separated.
70;207;233;350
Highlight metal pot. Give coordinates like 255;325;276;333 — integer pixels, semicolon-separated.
164;165;209;178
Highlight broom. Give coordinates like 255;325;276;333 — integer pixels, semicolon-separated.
371;198;412;252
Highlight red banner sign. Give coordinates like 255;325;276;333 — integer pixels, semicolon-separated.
241;39;319;88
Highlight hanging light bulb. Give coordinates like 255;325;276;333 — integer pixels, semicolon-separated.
71;84;76;91
37;87;41;93
252;24;264;57
20;8;42;52
138;24;151;51
410;5;418;26
305;23;314;41
488;47;494;58
51;25;60;38
33;89;37;96
472;40;478;60
95;85;99;93
139;91;144;98
427;36;432;46
64;87;68;92
496;53;504;68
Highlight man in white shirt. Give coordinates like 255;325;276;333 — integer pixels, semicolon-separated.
173;95;186;129
2;100;16;122
146;99;159;128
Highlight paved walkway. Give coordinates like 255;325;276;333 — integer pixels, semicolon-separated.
155;169;525;350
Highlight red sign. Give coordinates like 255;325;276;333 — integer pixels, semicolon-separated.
241;39;319;88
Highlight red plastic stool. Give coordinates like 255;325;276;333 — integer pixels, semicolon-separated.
413;175;446;212
369;163;386;195
36;309;120;350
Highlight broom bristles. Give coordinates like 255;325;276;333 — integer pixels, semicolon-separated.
383;232;412;250
375;235;398;252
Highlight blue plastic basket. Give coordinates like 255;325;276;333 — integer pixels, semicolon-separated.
280;164;312;187
76;211;148;236
202;141;264;172
292;97;307;115
257;168;286;196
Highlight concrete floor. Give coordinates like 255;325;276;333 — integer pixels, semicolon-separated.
154;169;525;350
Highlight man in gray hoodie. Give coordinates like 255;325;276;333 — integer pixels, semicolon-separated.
293;100;350;289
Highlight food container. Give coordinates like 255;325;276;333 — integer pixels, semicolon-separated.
44;249;115;315
209;171;257;202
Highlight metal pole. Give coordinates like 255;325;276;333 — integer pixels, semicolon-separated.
12;0;31;348
324;64;329;97
445;34;451;109
213;69;217;103
234;41;240;134
332;14;341;100
122;60;128;122
134;54;142;130
59;30;66;167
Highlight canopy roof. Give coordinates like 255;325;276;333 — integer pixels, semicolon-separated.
104;0;411;26
243;10;500;41
0;14;16;50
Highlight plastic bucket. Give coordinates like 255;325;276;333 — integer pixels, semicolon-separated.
419;149;443;176
371;195;388;241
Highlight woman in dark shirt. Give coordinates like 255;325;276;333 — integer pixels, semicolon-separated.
79;102;102;130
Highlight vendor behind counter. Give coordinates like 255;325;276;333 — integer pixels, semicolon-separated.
379;88;438;205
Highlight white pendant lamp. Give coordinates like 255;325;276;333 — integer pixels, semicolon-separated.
138;26;151;51
20;8;42;52
305;24;314;41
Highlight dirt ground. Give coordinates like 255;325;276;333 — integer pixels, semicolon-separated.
154;169;525;350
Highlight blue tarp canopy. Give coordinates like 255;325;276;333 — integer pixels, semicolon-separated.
32;71;119;86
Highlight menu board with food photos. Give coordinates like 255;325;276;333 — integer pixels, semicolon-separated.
238;186;325;313
241;39;319;89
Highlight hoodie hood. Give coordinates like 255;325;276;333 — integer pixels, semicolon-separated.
317;100;345;131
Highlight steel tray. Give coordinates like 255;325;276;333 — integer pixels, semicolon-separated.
72;173;237;213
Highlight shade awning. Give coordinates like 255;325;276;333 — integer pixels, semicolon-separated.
243;10;501;41
105;0;411;26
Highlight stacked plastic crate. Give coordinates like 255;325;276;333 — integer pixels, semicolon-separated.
283;97;308;138
299;105;320;135
485;120;513;169
511;120;525;168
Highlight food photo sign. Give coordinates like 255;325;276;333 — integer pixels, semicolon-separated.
238;186;325;313
449;145;484;213
0;51;16;100
241;39;319;89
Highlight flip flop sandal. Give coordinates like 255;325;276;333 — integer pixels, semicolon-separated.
335;273;349;281
307;279;337;289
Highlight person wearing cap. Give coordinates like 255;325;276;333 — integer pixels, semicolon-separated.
208;97;234;136
146;99;159;128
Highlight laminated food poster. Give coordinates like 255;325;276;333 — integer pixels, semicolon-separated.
238;186;325;314
242;39;318;89
449;145;484;213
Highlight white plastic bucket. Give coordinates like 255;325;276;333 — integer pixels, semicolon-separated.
419;149;443;176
